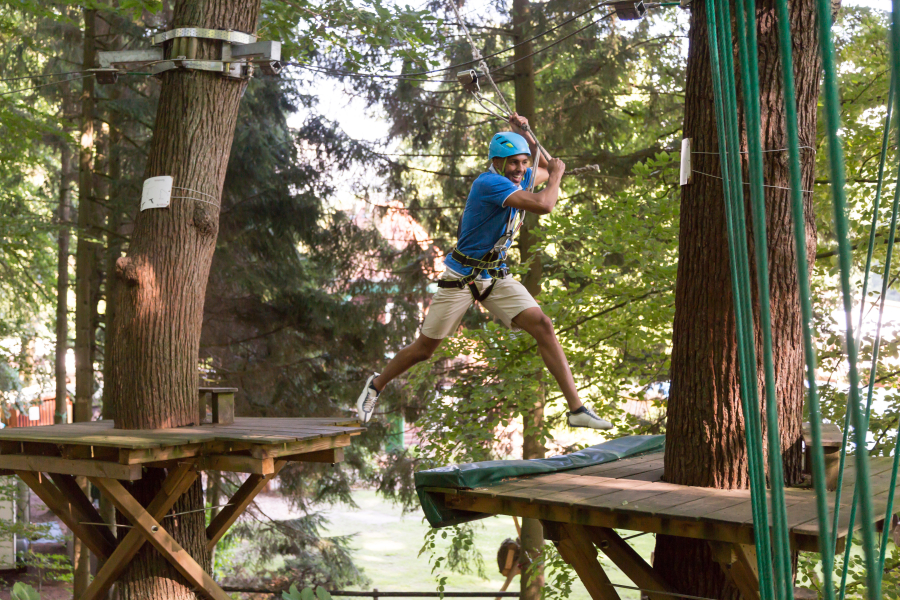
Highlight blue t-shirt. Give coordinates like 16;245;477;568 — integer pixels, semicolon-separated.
444;167;534;279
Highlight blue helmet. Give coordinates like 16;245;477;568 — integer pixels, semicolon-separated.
488;132;531;160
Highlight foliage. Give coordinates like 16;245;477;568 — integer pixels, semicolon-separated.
221;512;369;590
282;584;334;600
10;583;39;600
419;523;488;594
797;539;900;598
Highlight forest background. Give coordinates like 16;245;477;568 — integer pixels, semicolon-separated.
0;0;899;595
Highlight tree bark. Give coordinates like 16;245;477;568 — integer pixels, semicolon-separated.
512;2;546;599
653;0;820;595
74;8;98;596
104;0;261;597
100;53;125;600
56;92;73;426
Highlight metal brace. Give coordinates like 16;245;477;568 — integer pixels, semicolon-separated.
150;28;257;46
95;27;281;84
612;0;647;20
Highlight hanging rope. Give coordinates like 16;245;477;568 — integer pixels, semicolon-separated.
817;0;880;590
772;0;837;595
703;0;777;596
447;0;553;163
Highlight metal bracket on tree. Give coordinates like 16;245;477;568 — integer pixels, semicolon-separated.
612;0;647;20
92;27;282;85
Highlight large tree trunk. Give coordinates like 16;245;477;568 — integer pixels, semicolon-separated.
74;8;98;596
512;2;546;599
105;0;261;597
653;0;820;595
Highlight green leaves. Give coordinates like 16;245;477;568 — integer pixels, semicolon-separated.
259;0;443;69
10;583;39;600
282;584;334;600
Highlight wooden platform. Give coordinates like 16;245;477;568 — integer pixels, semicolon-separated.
0;417;364;600
0;417;363;479
427;452;900;600
432;452;900;553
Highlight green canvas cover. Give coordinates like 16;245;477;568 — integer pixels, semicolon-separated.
415;434;665;528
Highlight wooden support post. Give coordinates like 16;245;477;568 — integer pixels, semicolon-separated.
585;527;675;600
49;473;117;548
556;523;621;600
16;471;115;559
82;462;198;600
206;459;287;551
199;387;236;425
280;447;344;464
708;541;760;600
91;475;231;600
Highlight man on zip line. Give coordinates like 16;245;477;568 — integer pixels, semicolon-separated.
357;113;612;430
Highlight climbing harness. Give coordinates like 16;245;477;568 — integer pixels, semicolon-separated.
439;189;525;303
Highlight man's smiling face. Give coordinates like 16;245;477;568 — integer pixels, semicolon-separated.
492;154;531;185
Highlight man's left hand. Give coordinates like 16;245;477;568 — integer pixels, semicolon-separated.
509;112;529;132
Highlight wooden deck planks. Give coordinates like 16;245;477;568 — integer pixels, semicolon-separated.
0;418;364;450
452;453;900;552
0;417;363;478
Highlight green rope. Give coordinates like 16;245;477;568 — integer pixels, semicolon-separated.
839;72;899;600
771;0;836;596
816;0;880;593
704;0;776;596
831;71;895;558
732;0;795;595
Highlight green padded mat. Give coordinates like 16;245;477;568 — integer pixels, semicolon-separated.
415;434;665;527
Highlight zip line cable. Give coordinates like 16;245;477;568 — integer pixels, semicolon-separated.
287;0;615;81
0;70;91;83
0;73;95;97
482;11;616;76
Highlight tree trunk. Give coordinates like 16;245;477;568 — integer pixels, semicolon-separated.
653;0;820;595
104;0;261;597
512;2;546;599
100;57;125;600
56;95;73;426
74;8;98;596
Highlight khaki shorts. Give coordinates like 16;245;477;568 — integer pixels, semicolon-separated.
421;275;541;340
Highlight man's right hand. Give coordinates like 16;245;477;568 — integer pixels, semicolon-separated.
547;157;566;177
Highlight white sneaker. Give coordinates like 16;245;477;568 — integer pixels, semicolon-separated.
567;405;613;430
356;373;381;424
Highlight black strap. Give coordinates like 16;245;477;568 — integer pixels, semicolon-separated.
437;277;501;303
451;248;503;271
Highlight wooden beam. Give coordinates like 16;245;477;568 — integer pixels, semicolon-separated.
556;523;621;600
249;434;353;459
584;527;675;600
206;459;287;551
2;454;141;479
280;447;344;464
82;462;198;600
49;473;117;548
119;443;204;465
91;475;231;600
198;454;273;474
709;541;760;600
16;471;114;559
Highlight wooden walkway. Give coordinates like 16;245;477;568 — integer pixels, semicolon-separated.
0;417;362;479
427;452;900;600
0;417;364;600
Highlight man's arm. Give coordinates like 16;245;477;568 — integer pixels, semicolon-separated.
504;158;566;215
508;113;549;186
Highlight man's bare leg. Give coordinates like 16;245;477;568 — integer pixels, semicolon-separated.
512;307;582;412
372;334;443;392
